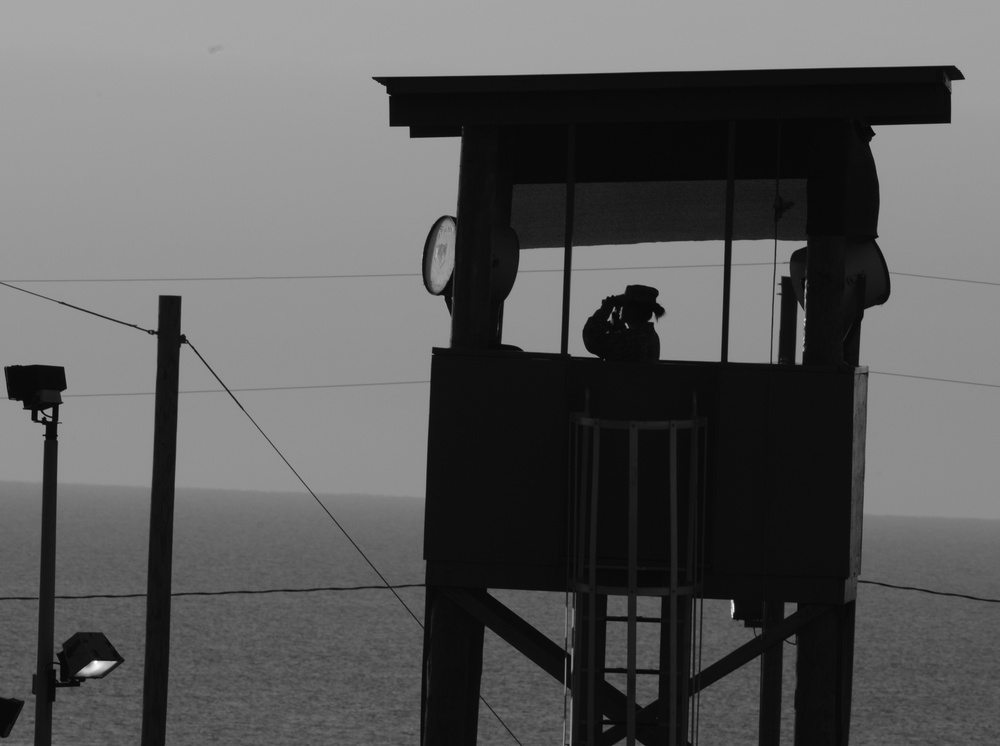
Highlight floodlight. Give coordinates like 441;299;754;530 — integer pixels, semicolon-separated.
57;632;124;682
4;365;66;412
0;697;24;739
788;239;890;310
731;599;763;628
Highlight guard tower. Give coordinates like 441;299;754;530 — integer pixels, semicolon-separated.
377;66;961;746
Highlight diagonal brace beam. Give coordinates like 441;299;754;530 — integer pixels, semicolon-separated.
599;606;828;745
690;605;827;695
440;588;633;731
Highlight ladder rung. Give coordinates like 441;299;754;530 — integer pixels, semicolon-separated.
603;667;661;676
573;583;699;597
604;615;661;623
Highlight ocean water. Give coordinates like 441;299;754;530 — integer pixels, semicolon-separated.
1;482;998;745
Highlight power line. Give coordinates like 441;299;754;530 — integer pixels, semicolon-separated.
858;579;1000;604
60;370;1000;400
891;271;1000;288
63;380;430;398
870;370;1000;389
2;265;997;285
3;578;996;605
0;279;157;335
182;337;424;625
0;264;773;283
0;584;425;602
180;337;524;746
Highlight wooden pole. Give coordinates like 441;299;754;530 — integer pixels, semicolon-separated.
758;601;785;746
141;296;182;746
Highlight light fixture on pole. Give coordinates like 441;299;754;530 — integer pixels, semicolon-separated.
0;698;25;739
6;365;65;746
6;367;124;746
57;633;124;682
788;239;891;313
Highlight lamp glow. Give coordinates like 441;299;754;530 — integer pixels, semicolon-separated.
75;660;118;679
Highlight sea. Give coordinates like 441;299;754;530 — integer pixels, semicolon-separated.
1;482;998;745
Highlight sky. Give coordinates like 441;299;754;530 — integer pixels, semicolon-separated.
0;1;997;519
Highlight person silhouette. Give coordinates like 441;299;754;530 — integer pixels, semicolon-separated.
582;284;665;362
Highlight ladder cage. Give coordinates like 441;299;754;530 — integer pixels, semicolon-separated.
567;413;708;746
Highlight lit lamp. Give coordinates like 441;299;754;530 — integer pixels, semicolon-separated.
57;633;124;682
0;697;25;739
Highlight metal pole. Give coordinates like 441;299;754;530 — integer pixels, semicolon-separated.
141;296;183;746
560;124;576;356
33;407;59;746
720;121;736;363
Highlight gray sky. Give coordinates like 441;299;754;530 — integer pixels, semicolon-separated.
0;1;997;518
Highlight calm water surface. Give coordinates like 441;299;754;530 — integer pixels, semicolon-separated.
1;483;998;744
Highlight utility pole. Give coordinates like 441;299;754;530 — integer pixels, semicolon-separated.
141;296;183;746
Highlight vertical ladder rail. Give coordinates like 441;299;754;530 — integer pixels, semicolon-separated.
687;418;700;745
627;423;639;746
587;424;601;744
669;423;680;746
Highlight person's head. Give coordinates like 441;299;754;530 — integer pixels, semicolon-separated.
619;284;665;324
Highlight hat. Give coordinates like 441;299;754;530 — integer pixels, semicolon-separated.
623;285;659;304
619;284;665;319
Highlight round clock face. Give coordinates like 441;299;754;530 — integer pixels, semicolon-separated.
422;215;457;295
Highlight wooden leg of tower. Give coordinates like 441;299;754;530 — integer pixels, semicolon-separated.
421;587;485;746
759;601;785;746
657;595;691;746
793;601;856;746
572;591;608;746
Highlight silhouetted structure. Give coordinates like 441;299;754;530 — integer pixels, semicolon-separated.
378;66;961;746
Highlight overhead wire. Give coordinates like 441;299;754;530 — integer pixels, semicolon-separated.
857;579;1000;604
63;380;430;397
0;584;426;602
0;279;157;335
182;337;424;628
1;578;997;605
0;263;780;283
2;264;999;285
